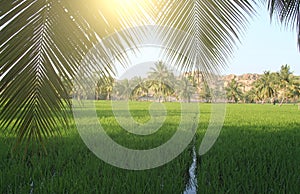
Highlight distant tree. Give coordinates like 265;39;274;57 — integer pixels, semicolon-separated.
287;75;300;103
244;87;262;103
276;65;295;105
254;71;277;104
3;0;300;151
114;79;134;100
199;81;212;103
175;77;196;103
131;76;149;100
148;61;174;102
288;81;300;103
186;71;204;93
96;76;114;100
225;78;243;103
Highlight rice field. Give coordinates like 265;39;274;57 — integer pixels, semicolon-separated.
0;102;299;193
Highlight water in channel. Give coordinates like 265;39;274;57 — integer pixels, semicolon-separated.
183;146;198;194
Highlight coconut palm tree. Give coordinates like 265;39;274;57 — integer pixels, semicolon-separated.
1;0;300;150
254;71;277;103
225;78;243;103
175;77;196;103
148;61;174;102
0;1;154;150
130;76;149;100
114;79;134;100
276;65;295;105
96;76;114;100
288;82;300;103
199;81;212;103
244;87;262;103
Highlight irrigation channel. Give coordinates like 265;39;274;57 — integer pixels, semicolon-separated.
183;145;198;194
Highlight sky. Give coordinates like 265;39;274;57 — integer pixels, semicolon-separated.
114;7;300;79
226;8;300;76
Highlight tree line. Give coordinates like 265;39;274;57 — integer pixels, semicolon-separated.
225;65;300;104
77;63;299;104
92;61;197;103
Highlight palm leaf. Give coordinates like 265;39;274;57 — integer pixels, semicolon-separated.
1;0;299;152
153;0;256;78
266;0;300;49
0;0;151;151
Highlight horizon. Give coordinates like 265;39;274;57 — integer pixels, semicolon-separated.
116;60;299;81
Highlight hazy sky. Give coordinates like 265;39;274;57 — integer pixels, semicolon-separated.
226;8;300;75
115;7;300;78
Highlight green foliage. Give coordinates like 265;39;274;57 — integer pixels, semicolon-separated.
250;65;300;104
267;0;300;50
1;102;299;193
199;82;212;103
254;71;277;102
197;104;300;193
147;61;175;102
0;0;152;150
0;101;195;193
1;0;300;151
95;76;115;100
225;78;243;103
225;65;300;104
175;77;196;103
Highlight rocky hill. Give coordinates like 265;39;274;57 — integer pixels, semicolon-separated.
183;71;262;92
222;73;261;92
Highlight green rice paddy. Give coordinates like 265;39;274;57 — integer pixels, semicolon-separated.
1;102;299;193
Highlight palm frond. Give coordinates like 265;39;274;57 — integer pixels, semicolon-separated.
154;0;256;78
266;0;300;49
5;0;297;152
0;0;151;151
